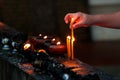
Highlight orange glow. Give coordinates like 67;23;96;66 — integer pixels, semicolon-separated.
62;60;89;75
70;18;75;60
66;36;71;59
24;43;31;50
71;18;74;24
56;41;61;45
22;63;34;75
66;35;75;60
0;22;5;28
67;36;71;40
72;37;75;42
38;49;46;53
43;36;48;39
63;61;79;67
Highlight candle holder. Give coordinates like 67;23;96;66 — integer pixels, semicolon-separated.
48;43;67;55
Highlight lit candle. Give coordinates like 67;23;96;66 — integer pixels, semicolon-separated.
70;18;75;60
48;41;66;54
71;37;75;60
66;36;71;59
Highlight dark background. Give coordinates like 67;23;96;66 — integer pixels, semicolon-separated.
0;0;91;61
0;0;120;77
0;0;90;39
0;0;120;67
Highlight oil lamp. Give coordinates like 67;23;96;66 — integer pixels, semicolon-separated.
48;41;66;54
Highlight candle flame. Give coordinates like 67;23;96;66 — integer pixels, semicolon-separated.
67;36;75;41
56;41;61;45
52;38;55;42
72;37;75;42
24;43;31;50
43;36;47;39
39;34;42;36
67;36;71;39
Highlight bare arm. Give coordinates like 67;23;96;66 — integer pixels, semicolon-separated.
92;12;120;29
64;11;120;29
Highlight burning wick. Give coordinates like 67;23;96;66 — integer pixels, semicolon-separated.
56;41;61;45
43;36;48;39
24;43;31;50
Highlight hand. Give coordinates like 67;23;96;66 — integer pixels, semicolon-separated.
64;12;92;29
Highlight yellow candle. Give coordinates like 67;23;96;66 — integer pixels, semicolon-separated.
71;37;75;60
70;18;75;60
66;36;71;59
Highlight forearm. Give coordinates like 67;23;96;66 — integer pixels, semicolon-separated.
91;12;120;29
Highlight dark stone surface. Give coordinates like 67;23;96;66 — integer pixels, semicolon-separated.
0;50;118;80
0;22;118;80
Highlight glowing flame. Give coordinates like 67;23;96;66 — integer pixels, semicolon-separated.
38;49;46;53
52;38;56;42
72;37;75;42
67;36;75;41
39;34;42;36
24;43;31;50
43;36;48;39
56;41;61;45
67;36;71;40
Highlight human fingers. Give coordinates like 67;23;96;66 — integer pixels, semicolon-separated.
72;21;89;29
64;14;70;24
64;13;74;24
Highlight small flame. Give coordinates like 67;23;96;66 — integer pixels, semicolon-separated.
24;43;31;50
43;36;48;39
67;36;71;40
56;41;61;45
67;36;75;41
39;34;42;36
72;37;75;42
52;38;56;42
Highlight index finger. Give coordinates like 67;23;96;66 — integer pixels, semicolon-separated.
64;13;72;24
